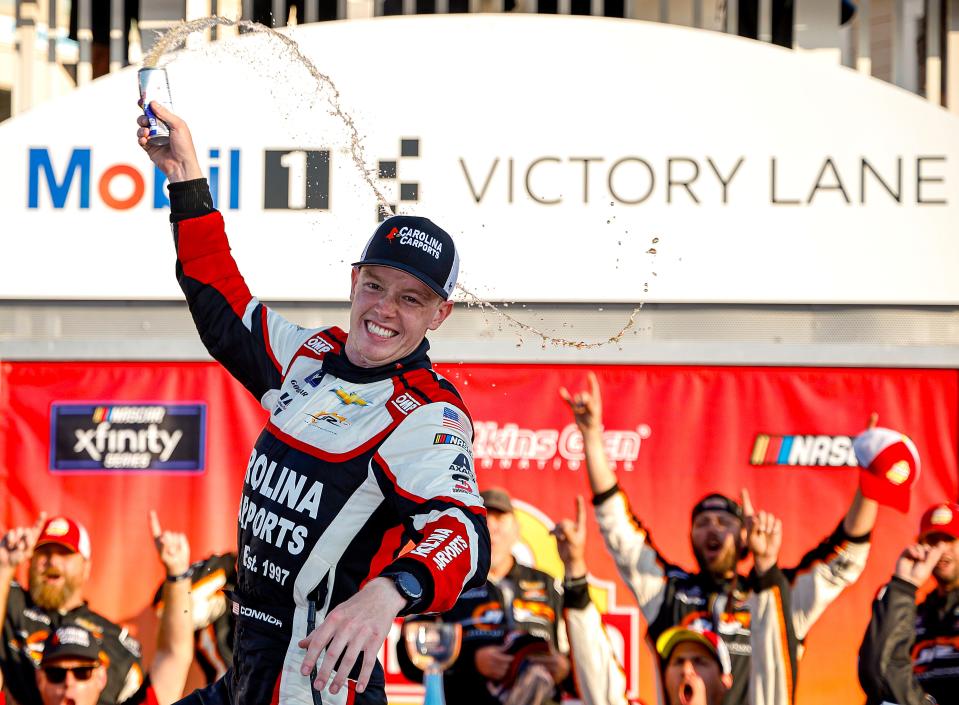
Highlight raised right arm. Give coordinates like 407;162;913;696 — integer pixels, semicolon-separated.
138;103;312;402
553;497;630;705
0;515;46;705
560;374;670;619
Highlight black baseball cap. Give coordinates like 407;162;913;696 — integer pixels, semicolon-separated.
41;626;103;666
353;215;460;300
691;493;743;523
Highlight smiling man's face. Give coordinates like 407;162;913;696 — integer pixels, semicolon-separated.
345;265;453;369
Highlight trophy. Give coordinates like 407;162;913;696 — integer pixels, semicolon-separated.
403;620;462;705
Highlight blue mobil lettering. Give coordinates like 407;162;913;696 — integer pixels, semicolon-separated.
27;147;240;210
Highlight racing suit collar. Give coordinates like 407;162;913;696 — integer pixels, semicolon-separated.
324;336;433;383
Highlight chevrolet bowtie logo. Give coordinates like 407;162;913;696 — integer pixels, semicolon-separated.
333;388;369;406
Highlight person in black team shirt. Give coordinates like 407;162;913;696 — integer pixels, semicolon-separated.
0;515;144;705
398;488;573;704
559;373;881;705
859;501;959;705
34;511;194;705
137;102;490;705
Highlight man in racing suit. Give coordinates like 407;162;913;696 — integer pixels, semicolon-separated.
858;502;959;705
137;102;490;705
559;373;878;705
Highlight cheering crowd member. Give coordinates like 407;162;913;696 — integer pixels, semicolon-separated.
559;372;880;705
0;515;144;705
553;495;739;705
137;103;490;705
552;496;631;705
859;502;959;705
398;488;572;704
35;512;194;705
655;628;734;705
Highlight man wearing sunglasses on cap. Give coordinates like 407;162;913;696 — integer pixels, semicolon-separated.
1;512;193;705
859;502;959;705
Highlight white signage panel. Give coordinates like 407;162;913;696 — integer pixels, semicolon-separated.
1;15;956;303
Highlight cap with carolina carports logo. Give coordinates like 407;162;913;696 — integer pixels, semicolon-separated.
691;494;743;523
919;502;959;541
353;215;460;300
41;625;102;666
36;517;91;560
656;626;732;675
853;427;920;513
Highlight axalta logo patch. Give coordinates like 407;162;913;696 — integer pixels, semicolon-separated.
750;434;858;467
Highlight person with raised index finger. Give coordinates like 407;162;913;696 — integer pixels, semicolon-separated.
0;514;145;705
34;510;194;705
558;373;895;705
136;101;490;705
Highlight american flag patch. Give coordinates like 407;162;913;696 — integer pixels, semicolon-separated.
442;407;468;435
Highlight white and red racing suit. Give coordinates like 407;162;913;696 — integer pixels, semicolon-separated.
168;179;490;705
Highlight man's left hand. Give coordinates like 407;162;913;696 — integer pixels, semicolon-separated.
299;577;406;695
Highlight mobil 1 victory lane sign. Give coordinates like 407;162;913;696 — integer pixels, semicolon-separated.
50;403;206;472
2;15;958;304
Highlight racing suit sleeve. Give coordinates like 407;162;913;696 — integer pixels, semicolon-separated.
561;577;630;705
782;520;871;641
747;566;799;705
371;402;491;614
858;578;935;705
169;179;314;403
592;485;671;622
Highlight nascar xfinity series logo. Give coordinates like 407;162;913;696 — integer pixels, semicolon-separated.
750;433;858;467
50;403;206;472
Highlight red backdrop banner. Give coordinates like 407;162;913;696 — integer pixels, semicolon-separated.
2;361;957;704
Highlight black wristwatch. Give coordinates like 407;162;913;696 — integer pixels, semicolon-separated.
383;571;424;613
